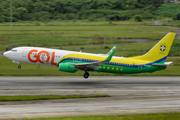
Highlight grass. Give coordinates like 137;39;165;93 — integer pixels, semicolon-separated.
22;113;180;120
6;38;135;50
0;95;110;102
0;25;174;51
163;20;180;28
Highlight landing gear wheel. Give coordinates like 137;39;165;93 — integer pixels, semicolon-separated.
84;71;89;79
18;66;21;69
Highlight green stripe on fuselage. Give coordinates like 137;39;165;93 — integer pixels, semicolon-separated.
97;64;166;74
60;58;166;74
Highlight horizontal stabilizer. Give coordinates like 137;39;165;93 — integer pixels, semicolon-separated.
152;62;173;66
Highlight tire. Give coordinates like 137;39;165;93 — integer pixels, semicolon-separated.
84;72;89;79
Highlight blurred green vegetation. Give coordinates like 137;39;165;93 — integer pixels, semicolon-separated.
170;39;180;56
0;0;163;22
0;0;179;28
23;113;180;120
0;95;110;102
162;20;180;28
0;20;153;26
154;3;180;20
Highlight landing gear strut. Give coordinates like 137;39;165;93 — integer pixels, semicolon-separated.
83;71;89;79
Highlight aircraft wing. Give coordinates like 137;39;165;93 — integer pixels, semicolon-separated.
152;62;173;66
69;45;117;70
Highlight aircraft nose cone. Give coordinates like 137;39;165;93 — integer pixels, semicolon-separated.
3;52;7;56
3;51;9;57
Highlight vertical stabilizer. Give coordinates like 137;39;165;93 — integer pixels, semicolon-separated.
132;32;176;63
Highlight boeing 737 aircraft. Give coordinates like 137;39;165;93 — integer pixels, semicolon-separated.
3;32;176;78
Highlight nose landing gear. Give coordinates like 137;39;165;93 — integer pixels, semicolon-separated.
18;66;21;69
84;71;89;79
18;63;21;69
12;61;21;69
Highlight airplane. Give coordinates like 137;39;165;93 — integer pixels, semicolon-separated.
3;32;176;79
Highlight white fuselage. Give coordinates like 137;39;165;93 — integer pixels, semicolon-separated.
3;46;116;67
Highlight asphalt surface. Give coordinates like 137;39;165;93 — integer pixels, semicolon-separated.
0;76;180;119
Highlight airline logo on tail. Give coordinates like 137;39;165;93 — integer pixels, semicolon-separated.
160;45;166;51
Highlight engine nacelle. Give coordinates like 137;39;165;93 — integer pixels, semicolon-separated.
59;63;76;73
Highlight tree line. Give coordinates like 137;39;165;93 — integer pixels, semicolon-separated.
0;0;164;22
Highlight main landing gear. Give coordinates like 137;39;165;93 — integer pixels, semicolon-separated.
83;71;89;79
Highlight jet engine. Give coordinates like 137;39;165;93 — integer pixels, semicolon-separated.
59;63;76;73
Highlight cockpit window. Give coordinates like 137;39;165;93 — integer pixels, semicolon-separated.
11;49;17;52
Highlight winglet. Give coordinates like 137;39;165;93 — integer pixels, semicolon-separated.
104;45;117;62
107;45;117;55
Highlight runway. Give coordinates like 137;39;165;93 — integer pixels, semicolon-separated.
0;76;180;119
